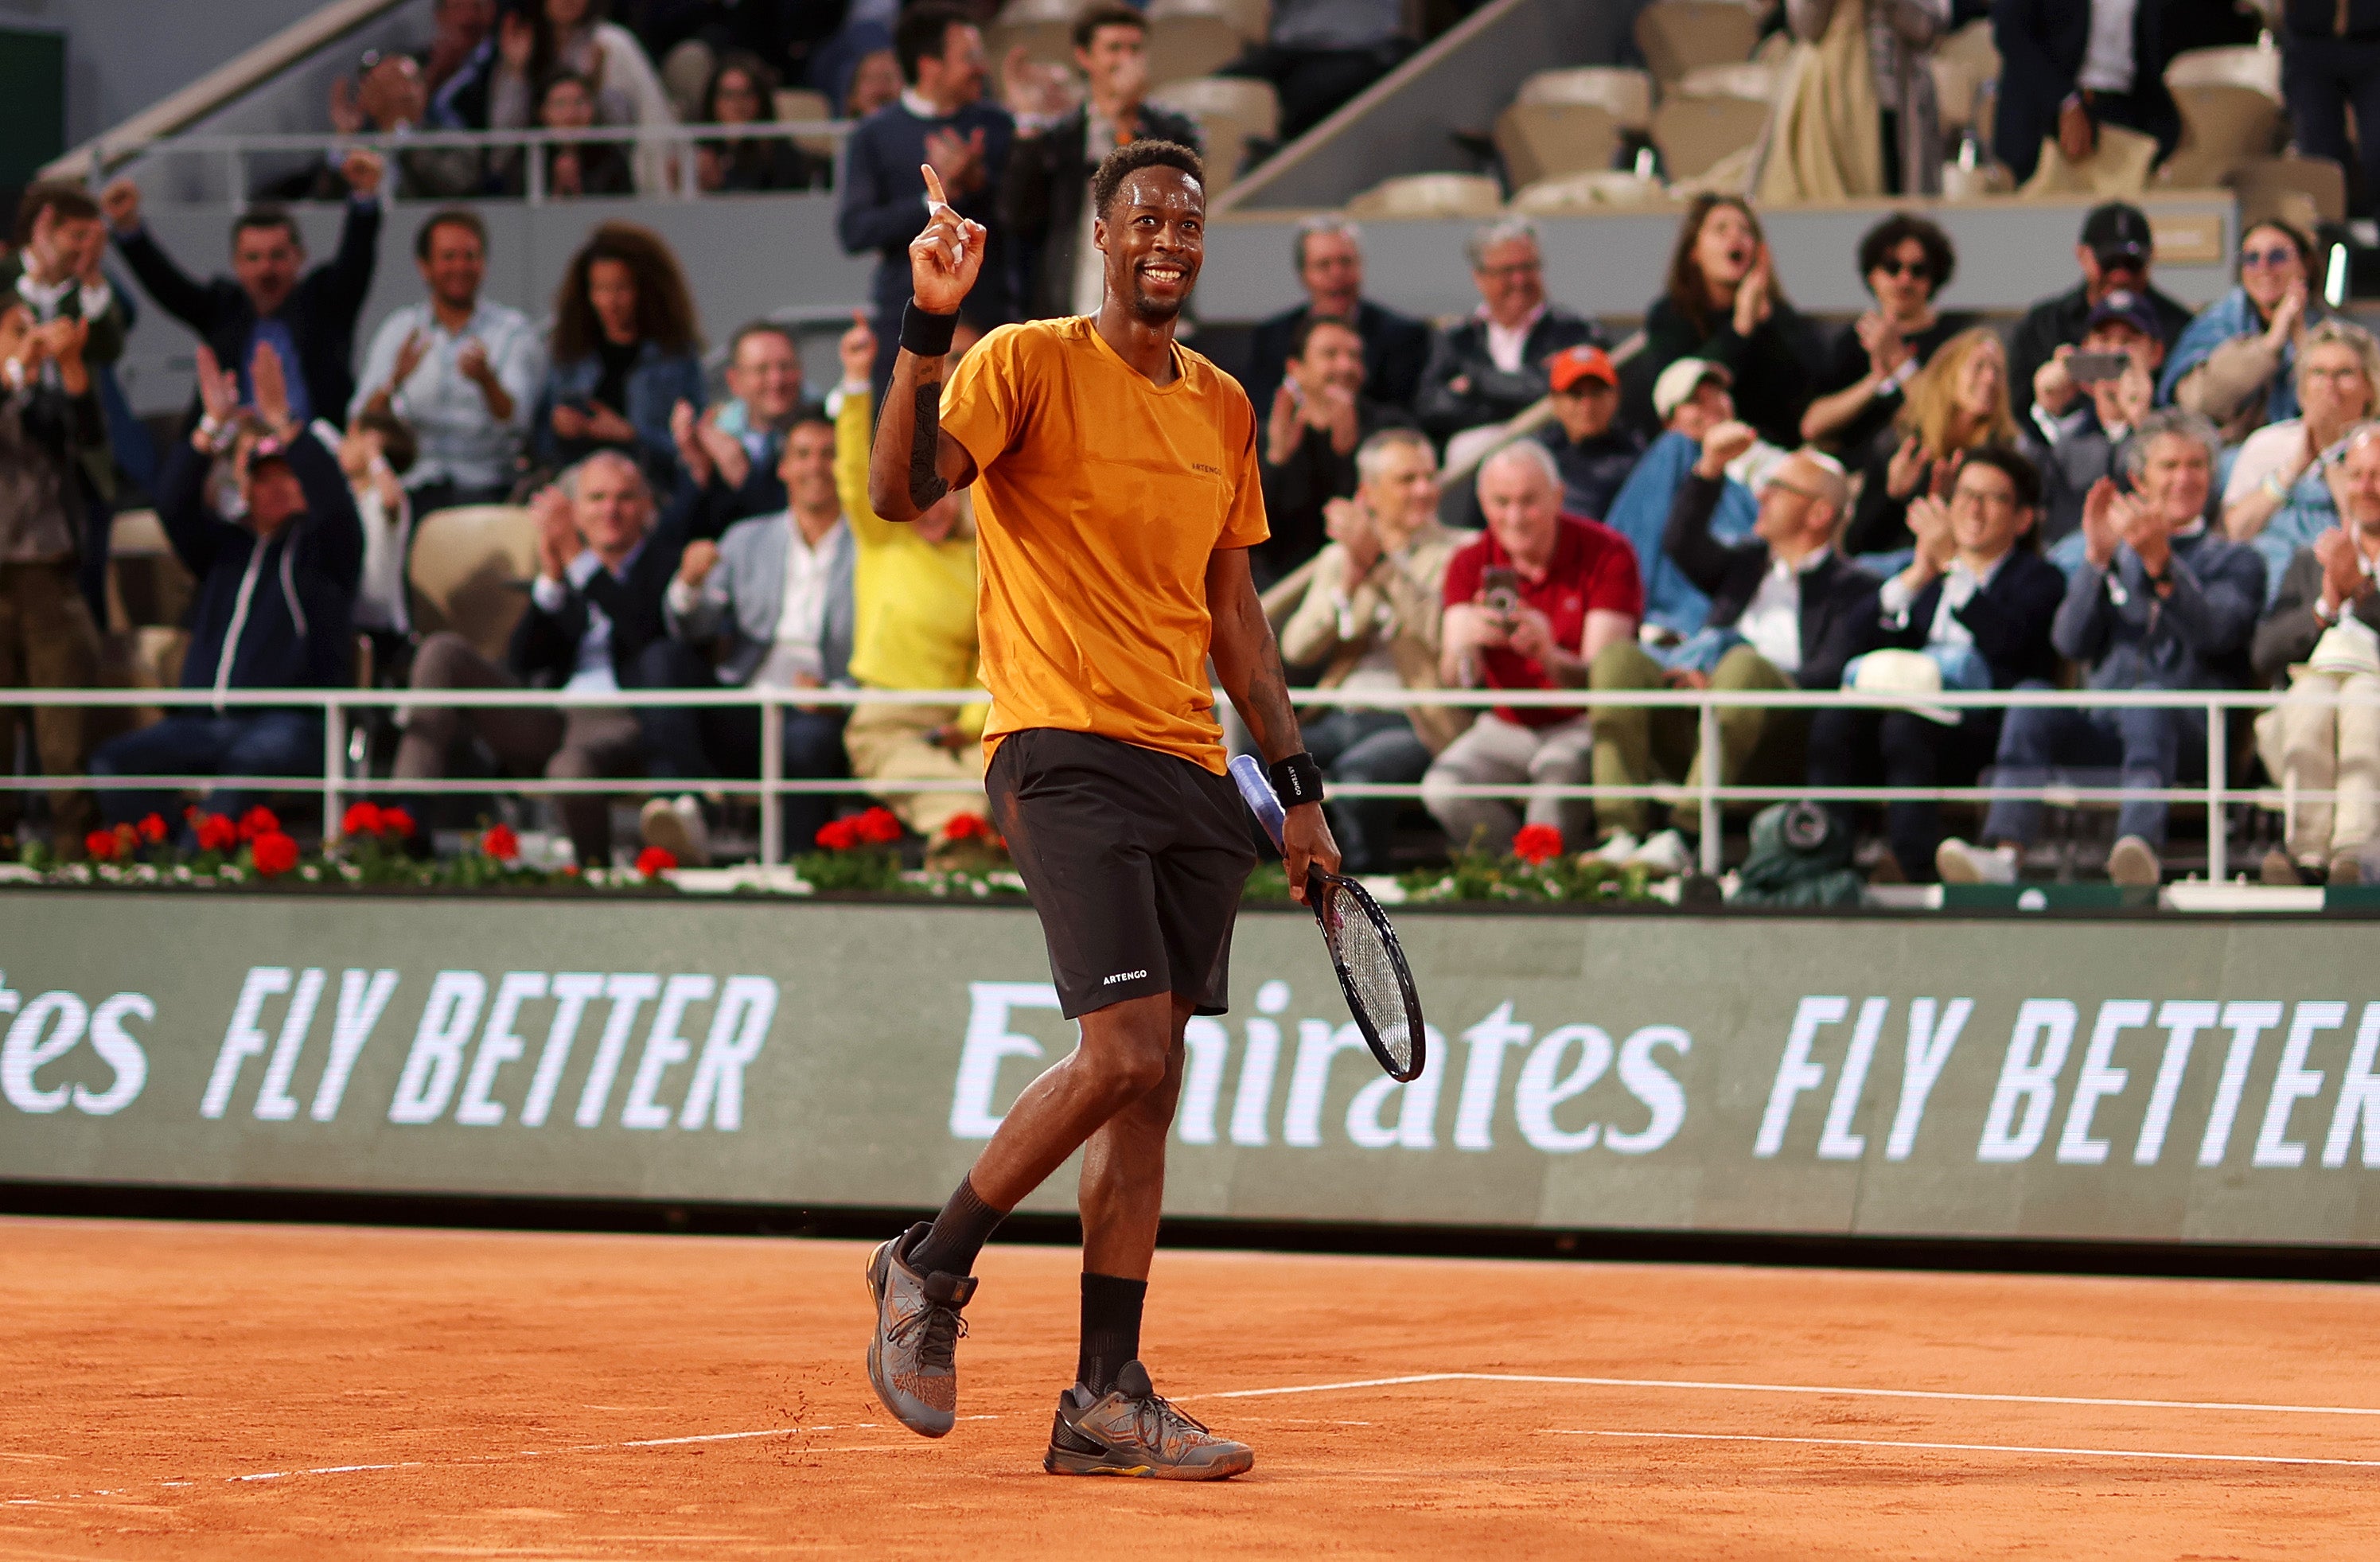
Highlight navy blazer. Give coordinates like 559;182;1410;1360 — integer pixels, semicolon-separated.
1992;0;2179;182
115;199;380;423
1663;473;1881;690
1866;547;2067;689
510;506;690;689
1245;297;1434;416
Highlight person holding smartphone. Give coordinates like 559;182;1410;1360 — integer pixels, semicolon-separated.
2023;290;2168;555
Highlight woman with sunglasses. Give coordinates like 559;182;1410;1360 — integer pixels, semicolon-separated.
2162;220;2324;446
1802;212;1977;457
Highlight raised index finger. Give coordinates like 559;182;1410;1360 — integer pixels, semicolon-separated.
920;164;950;213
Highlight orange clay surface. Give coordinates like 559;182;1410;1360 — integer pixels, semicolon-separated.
4;1217;2378;1560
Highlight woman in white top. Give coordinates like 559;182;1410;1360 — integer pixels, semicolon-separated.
491;0;679;193
2221;318;2380;604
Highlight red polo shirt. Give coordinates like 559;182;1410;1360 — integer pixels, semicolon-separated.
1443;516;1643;727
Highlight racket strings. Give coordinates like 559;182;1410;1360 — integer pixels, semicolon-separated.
1319;881;1416;1076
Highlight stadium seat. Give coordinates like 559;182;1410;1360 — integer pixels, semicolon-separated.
1494;69;1653;191
1152;0;1267;44
1650;73;1775;181
1344;173;1504;218
104;508;193;637
2018;120;2160;198
2226;154;2349;225
407;504;539;665
1633;0;1763;88
1147;76;1280;191
773;88;839;161
661;39;715;122
1147;2;1247;85
1508;169;1673;214
2158;46;2285;189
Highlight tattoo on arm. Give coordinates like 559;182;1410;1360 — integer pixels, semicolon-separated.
1238;626;1304;761
908;382;948;509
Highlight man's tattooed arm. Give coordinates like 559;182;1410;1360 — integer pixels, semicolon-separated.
909;381;948;509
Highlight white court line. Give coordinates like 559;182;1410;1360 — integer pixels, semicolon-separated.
1544;1428;2380;1470
1187;1372;2380;1420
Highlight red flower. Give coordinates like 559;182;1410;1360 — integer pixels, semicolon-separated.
237;804;281;843
192;812;240;854
815;817;860;851
854;806;902;846
84;828;119;863
942;812;991;842
380;807;415;838
249;831;299;877
636;844;676;878
481;824;520;862
1512;824;1564;866
135;813;168;844
341;801;385;837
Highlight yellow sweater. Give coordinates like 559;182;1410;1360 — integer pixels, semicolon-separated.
836;392;987;736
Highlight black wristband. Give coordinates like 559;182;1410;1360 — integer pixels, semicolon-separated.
901;299;958;357
1268;751;1326;808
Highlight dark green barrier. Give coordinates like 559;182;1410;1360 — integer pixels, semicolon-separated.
3;893;2376;1245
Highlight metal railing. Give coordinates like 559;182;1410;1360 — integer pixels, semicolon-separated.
7;682;2370;881
92;122;853;207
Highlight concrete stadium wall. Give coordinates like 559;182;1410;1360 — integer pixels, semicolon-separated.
6;892;2378;1248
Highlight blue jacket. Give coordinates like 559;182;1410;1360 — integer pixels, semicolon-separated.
836;99;1015;327
532;340;705;486
2158;286;2318;427
1600;430;1755;636
2053;527;2265;691
157;423;363;693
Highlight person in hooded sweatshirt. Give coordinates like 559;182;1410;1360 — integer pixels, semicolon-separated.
92;341;360;832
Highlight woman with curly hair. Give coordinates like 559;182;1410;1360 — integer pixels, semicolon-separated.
1843;326;2019;557
1622;194;1817;450
1802;212;1979;455
531;223;704;484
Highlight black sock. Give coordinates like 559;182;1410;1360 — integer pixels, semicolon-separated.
1077;1272;1147;1396
908;1174;1007;1279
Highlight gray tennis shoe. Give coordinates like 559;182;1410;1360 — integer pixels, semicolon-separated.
1043;1360;1254;1479
864;1222;976;1438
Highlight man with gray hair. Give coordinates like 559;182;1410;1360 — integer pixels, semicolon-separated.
395;448;686;867
1245;215;1431;415
1416;216;1603;446
1421;438;1642;854
1942;408;2264;886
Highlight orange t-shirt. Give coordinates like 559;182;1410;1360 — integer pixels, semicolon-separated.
939;316;1269;774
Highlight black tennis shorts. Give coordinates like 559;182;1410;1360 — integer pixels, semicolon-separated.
986;727;1259;1019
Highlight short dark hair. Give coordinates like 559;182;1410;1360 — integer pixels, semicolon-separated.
353;409;419;476
1856;212;1957;297
1288;312;1361;362
1073;3;1147;51
1090;139;1205;220
728;319;800;362
414;206;487;263
229;205;303;251
1955;444;2041;515
895;3;971;85
786;409;835;441
14;181;99;247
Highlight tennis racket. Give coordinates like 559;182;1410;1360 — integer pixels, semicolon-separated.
1229;754;1427;1083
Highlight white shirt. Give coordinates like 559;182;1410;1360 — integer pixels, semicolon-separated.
351;299;545;491
351;477;413;633
1735;548;1833;675
2078;0;2138;94
1480;303;1546;375
1879;551;2009;652
14;268;111;325
749;516;847;691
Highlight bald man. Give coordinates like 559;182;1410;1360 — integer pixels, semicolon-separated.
1587;422;1880;851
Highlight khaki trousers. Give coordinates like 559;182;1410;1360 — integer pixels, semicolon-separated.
0;559;101;843
1421;709;1596;855
1589;641;1800;839
2255;668;2380;863
843;700;987;839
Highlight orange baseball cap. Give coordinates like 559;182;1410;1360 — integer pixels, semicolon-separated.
1547;344;1618;393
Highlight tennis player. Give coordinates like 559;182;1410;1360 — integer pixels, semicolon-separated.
862;140;1337;1479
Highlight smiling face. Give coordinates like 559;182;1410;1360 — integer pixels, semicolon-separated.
1477;450;1560;569
29;208;103;285
2238;224;2307;316
586;256;639;344
418;219;485;312
574;453;653;563
711;66;764;126
1359;438;1438;539
727;329;804;428
2136;432;2212;528
1948;459;2033;560
1291;320;1365;399
1096;166;1205;322
1471;236;1544;329
1076;22;1147;105
1867;235;1934;320
779;420;837;515
1299;228;1362;314
1952;337;2004;423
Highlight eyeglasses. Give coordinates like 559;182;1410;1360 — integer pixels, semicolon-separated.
1952;486;2020;510
2241;247;2298;269
1876;258;1931;281
1763;478;1821;503
1476;261;1541;280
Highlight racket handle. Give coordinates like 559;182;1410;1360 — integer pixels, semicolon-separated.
1228;752;1287;852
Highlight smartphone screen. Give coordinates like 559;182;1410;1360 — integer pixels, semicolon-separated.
2066;351;2131;387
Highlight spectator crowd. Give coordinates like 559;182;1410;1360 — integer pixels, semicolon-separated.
10;0;2380;894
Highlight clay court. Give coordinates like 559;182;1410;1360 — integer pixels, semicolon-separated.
6;1217;2376;1559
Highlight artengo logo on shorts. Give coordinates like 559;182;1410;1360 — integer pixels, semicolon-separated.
182;967;779;1131
949;980;1691;1155
1753;995;2380;1169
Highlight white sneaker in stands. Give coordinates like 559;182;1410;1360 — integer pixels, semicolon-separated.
2106;835;2160;887
1627;829;1695;876
1936;838;2016;884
